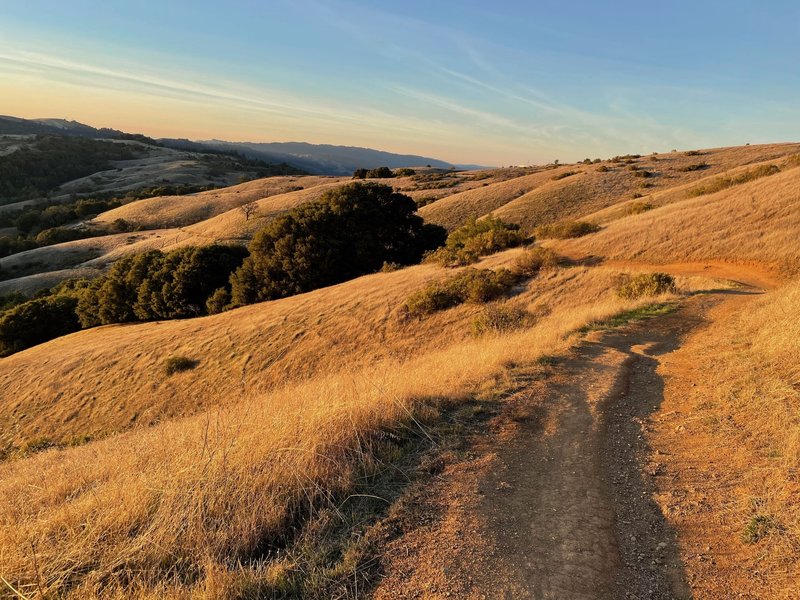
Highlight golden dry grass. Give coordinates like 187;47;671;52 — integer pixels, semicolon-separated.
668;278;800;596
93;176;339;230
553;166;800;275
417;165;581;230
582;155;797;225
490;143;800;232
0;259;692;598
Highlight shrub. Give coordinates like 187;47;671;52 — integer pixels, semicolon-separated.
534;220;600;239
596;165;610;172
230;183;445;306
162;356;199;376
394;168;416;177
551;171;577;181
427;215;526;267
511;247;559;277
112;218;132;232
616;272;676;299
626;201;654;215
684;150;703;156
405;268;517;317
472;302;532;335
366;166;394;178
633;169;653;178
742;514;774;544
678;162;709;172
380;261;401;272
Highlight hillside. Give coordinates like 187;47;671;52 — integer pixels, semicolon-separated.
0;142;798;598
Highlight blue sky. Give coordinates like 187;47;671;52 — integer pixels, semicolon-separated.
0;0;798;164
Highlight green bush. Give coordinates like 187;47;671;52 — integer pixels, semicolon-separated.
616;272;676;299
394;168;416;177
511;247;559;277
426;215;526;267
534;220;600;239
472;302;532;335
405;268;517;317
230;183;445;306
162;355;199;376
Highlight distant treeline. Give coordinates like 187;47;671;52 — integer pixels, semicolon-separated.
0;183;446;356
352;167;416;179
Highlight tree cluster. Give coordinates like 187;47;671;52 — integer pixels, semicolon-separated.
230;182;445;305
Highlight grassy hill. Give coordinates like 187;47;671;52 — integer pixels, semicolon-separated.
0;142;798;598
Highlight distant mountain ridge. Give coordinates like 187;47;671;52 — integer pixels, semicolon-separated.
0;115;122;138
159;139;457;175
0;115;473;176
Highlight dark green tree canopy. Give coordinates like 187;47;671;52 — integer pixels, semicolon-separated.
231;182;445;305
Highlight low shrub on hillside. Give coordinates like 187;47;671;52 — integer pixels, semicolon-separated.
534;220;600;239
633;169;653;178
425;215;527;267
626;201;654;215
678;162;709;172
511;247;559;277
687;163;780;197
405;268;517;317
162;356;199;376
472;301;533;335
394;168;416;177
551;171;577;181
615;272;676;299
596;165;611;172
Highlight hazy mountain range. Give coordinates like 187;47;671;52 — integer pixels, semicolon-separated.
0;115;481;175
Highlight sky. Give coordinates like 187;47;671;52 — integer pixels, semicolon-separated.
0;1;798;165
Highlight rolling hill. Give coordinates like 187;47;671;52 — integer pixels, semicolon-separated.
0;142;798;598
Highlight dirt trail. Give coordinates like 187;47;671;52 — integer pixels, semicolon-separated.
375;263;773;599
